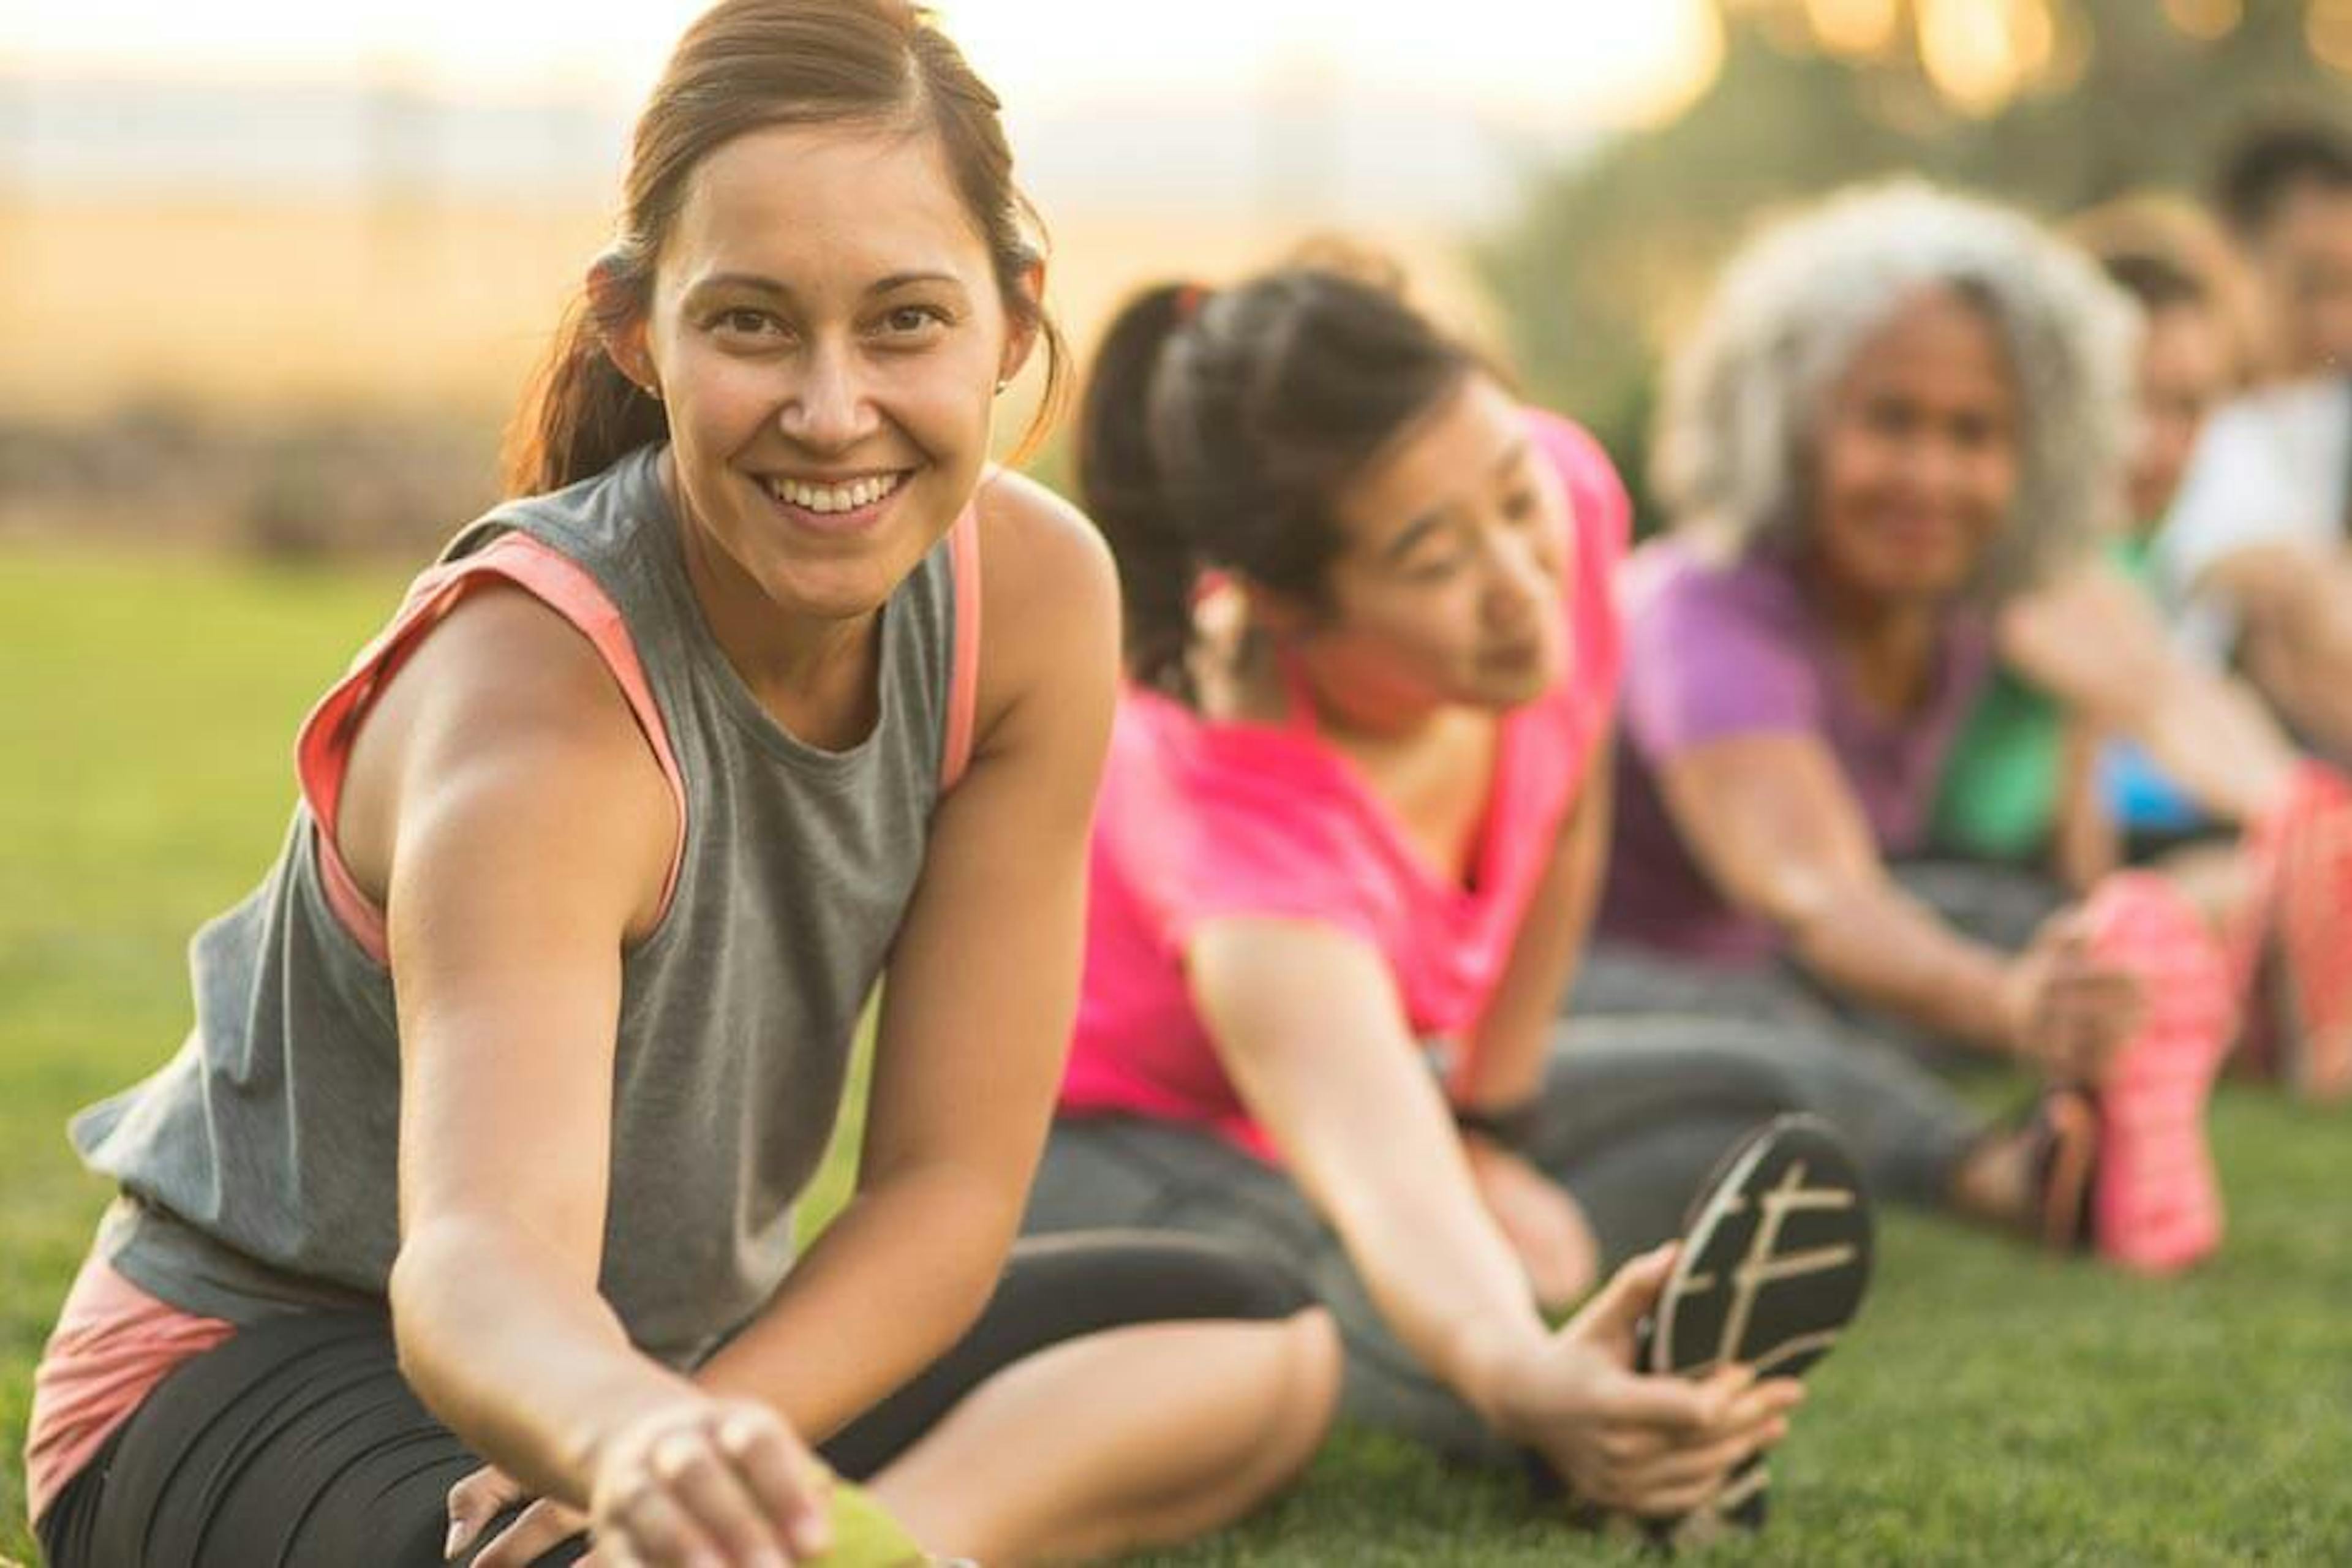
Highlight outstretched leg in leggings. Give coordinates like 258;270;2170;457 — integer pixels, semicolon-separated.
1572;941;2056;1236
34;1233;1338;1568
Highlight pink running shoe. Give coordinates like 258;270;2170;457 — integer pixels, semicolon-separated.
2078;873;2233;1275
2248;764;2352;1102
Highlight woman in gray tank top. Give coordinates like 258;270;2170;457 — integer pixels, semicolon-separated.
26;4;1341;1566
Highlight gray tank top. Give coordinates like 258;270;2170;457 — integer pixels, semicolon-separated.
72;447;970;1367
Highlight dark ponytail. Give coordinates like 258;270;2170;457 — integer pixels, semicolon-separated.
503;282;672;499
1076;266;1480;701
1077;284;1202;699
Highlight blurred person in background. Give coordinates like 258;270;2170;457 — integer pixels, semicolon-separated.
2152;123;2352;760
1927;200;2352;1102
1023;262;1874;1542
22;4;1344;1564
1587;182;2244;1275
2214;122;2352;383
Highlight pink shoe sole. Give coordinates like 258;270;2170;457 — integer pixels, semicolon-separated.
2081;873;2232;1275
2261;765;2352;1102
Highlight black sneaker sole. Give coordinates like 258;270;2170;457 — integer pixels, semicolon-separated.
1630;1113;1873;1546
1645;1112;1874;1381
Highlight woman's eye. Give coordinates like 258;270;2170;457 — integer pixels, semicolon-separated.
881;305;948;336
1951;415;2005;450
1502;488;1541;522
714;309;782;337
1406;551;1471;584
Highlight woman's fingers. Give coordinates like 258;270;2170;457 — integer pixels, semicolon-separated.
445;1465;530;1561
1582;1371;1799;1510
1619;1415;1786;1494
1602;1419;1789;1518
606;1471;725;1567
717;1408;833;1561
646;1427;792;1566
470;1497;592;1567
586;1397;833;1566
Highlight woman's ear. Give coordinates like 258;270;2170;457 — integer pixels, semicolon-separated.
1237;576;1317;641
997;258;1047;390
587;253;659;398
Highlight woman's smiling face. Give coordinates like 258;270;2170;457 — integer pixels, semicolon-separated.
616;119;1031;620
1806;285;2019;606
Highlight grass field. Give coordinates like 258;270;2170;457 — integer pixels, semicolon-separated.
4;545;2350;1565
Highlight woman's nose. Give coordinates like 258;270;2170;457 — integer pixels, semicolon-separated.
777;343;879;450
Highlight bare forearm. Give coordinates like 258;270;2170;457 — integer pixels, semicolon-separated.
1303;1139;1549;1420
693;1167;1015;1442
390;1216;689;1508
1785;887;2016;1057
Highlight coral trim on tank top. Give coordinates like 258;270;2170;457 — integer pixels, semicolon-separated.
293;530;690;965
943;505;982;792
300;513;983;961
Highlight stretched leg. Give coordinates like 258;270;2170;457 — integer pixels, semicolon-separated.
1569;948;1991;1218
810;1229;1336;1564
1526;1016;1818;1267
1890;858;2068;955
44;1236;1332;1568
870;1310;1338;1564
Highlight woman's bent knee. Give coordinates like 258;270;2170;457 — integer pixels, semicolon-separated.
1261;1306;1344;1483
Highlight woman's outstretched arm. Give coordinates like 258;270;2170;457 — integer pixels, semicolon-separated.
1188;914;1794;1517
695;473;1121;1442
360;586;829;1559
1655;733;2135;1077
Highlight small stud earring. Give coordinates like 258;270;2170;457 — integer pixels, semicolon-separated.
994;379;1009;396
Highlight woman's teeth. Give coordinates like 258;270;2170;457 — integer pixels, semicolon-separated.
767;472;904;514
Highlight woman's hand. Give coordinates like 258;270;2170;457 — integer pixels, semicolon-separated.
1463;1136;1599;1313
586;1395;830;1567
447;1395;835;1567
2000;911;2144;1084
1477;1246;1802;1518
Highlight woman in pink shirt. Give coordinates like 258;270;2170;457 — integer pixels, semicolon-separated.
1019;264;1865;1536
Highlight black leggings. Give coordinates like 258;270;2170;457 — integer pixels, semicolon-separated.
36;1231;1311;1568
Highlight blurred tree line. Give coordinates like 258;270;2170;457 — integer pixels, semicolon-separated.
1479;0;2352;530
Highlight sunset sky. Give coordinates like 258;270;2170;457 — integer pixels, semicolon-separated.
0;1;1721;130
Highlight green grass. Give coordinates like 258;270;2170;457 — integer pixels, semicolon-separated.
5;545;2350;1564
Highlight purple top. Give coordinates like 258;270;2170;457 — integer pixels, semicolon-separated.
1599;537;1994;963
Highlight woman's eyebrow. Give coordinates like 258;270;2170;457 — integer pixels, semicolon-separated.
682;272;790;303
870;271;968;295
681;271;969;303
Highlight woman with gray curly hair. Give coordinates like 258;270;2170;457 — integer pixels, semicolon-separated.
1578;182;2237;1275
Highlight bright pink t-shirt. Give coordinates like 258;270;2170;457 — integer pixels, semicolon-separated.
1057;409;1631;1157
